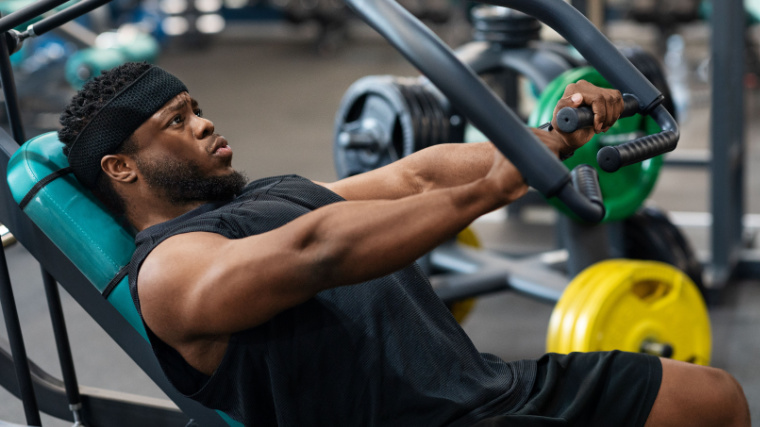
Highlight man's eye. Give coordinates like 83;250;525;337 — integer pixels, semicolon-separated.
195;109;203;117
171;115;183;125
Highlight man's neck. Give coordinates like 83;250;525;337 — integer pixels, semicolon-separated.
129;200;207;232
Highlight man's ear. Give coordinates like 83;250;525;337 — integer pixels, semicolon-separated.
101;154;137;183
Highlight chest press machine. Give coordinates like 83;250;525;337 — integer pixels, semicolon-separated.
0;0;681;426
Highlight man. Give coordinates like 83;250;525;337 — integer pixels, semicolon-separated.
59;62;748;426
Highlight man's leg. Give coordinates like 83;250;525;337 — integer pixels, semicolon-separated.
644;358;750;427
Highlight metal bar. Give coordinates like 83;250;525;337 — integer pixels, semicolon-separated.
430;241;568;304
0;12;25;144
0;337;191;426
0;248;41;426
41;270;86;425
557;215;618;277
0;0;71;34
0;10;40;426
58;20;98;47
663;149;710;168
708;0;745;297
28;0;113;38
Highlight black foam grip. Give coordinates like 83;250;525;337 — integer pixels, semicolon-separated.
597;130;678;172
556;94;640;133
571;164;603;206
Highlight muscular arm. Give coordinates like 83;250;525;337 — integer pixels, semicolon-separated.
138;155;519;343
325;131;559;201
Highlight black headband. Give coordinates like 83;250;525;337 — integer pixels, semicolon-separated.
66;66;188;188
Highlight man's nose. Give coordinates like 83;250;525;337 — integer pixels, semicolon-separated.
194;115;214;139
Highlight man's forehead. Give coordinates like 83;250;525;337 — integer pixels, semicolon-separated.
133;91;193;136
155;91;194;116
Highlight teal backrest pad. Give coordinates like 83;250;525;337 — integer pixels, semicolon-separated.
7;131;145;338
7;132;244;427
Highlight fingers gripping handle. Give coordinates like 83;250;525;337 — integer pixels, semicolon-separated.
555;96;679;172
556;94;640;133
597;130;678;172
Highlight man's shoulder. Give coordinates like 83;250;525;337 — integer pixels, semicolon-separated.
242;174;307;194
243;174;345;206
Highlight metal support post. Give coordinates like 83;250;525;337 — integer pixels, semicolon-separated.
41;270;86;426
0;30;25;142
0;248;41;426
0;10;41;426
707;0;746;297
558;215;622;277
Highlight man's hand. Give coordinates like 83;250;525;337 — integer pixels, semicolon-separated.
542;79;625;160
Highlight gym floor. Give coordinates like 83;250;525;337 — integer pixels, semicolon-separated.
1;18;759;426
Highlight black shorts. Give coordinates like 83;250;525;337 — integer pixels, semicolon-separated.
474;351;662;427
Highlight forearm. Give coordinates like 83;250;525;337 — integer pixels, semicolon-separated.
403;142;498;193
325;142;496;201
298;176;502;289
407;130;566;192
327;130;567;202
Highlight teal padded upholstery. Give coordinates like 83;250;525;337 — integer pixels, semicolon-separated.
7;132;145;338
6;131;243;427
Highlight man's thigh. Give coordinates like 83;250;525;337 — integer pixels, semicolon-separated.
474;351;662;427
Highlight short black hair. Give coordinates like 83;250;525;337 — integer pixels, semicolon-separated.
58;62;153;216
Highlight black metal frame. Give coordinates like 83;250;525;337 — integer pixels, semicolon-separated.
707;0;752;296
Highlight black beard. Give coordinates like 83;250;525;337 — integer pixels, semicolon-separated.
136;155;247;205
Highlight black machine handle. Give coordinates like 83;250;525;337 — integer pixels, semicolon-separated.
596;117;678;172
556;94;678;172
571;164;602;207
556;93;640;133
343;0;680;223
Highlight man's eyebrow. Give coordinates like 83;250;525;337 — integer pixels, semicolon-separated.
158;98;190;121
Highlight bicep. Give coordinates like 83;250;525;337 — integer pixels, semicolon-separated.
137;231;320;340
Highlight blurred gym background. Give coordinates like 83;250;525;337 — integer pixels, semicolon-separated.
0;0;759;425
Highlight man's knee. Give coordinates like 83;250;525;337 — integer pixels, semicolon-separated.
646;359;749;427
709;367;750;426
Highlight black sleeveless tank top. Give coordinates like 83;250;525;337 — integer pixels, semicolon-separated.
128;175;536;426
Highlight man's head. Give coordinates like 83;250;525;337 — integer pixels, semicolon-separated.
59;62;246;218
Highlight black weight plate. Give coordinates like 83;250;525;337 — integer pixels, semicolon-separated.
397;81;427;153
623;205;705;294
415;82;442;149
333;76;416;178
414;82;437;150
